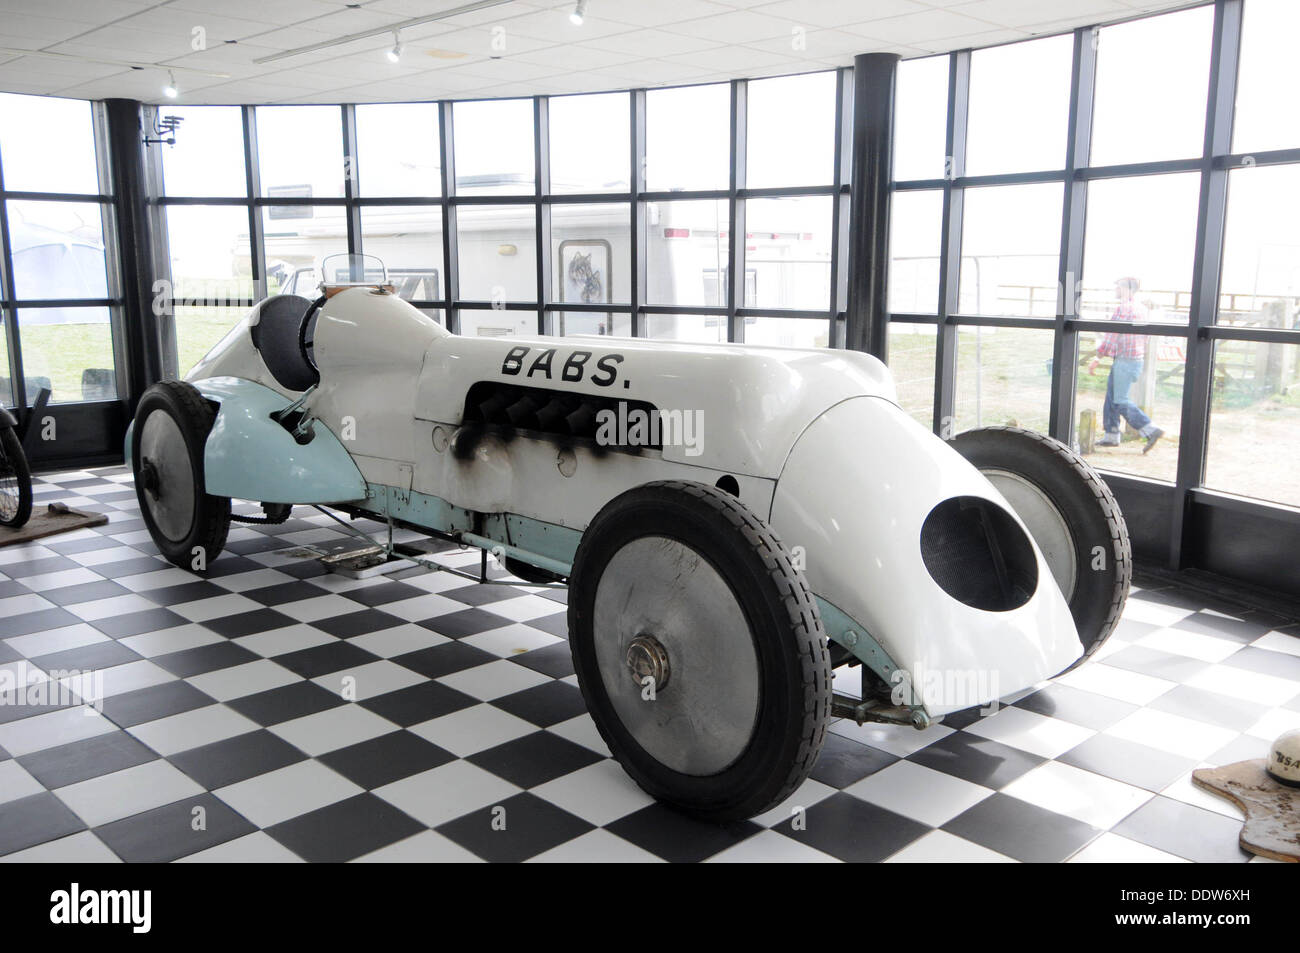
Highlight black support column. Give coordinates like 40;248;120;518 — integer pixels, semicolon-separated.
104;99;162;416
845;52;899;361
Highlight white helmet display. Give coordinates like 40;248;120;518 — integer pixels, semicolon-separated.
1267;728;1300;787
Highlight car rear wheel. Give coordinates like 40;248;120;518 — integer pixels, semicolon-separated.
950;426;1130;671
568;481;831;821
133;380;231;570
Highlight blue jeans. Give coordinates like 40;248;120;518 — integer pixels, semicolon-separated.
1104;358;1151;434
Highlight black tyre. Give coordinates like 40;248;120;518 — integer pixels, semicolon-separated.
568;481;831;821
0;425;33;528
132;381;231;570
950;426;1130;671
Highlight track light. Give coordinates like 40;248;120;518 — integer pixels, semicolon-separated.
162;70;178;98
385;30;402;62
570;0;587;26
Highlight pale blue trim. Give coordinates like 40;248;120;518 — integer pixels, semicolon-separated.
816;595;903;685
193;377;367;505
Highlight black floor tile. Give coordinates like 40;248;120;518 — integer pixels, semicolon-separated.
511;642;574;679
225;680;346;727
1057;734;1197;793
342;580;427;607
201;608;296;639
45;535;121;555
267;793;425;862
92;607;188;639
319;730;455;789
18;731;157;789
437;792;594;863
0;792;86;856
93;555;170;577
468;731;602;789
1174;611;1270;644
1111;796;1252;863
2;555;79;578
418;607;513;639
30;639;143;673
360;680;478;727
774;791;931;862
169;729;307;789
490;681;587;728
1221;645;1300;682
606;803;760;864
526;612;569;638
809;733;899;788
192;555;264;578
241;580;331;607
942;792;1100;863
39;579;130;606
907;731;1046;789
0;607;81;639
392;641;497;680
442;584;524;607
272;640;380;679
1147;684;1269;732
1103;645;1213;683
98;680;215;728
152;641;261;678
94;792;257;862
312;608;404;639
1013;683;1139;731
137;580;229;606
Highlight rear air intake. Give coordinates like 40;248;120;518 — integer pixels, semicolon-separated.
920;497;1038;612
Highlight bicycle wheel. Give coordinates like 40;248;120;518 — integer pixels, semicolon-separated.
0;425;33;529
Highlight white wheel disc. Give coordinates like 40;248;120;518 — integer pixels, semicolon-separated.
138;409;197;543
592;535;760;776
981;468;1078;601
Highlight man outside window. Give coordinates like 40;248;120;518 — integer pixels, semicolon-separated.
1088;276;1164;453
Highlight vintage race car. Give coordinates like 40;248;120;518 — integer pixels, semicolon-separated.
128;262;1130;821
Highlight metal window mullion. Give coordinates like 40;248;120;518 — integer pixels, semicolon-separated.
0;127;24;411
242;106;267;301
534;96;552;336
933;50;970;437
630;89;647;338
1171;0;1243;567
439;101;459;333
829;66;853;348
102;100;148;388
728;80;747;343
1049;25;1098;444
341;104;362;263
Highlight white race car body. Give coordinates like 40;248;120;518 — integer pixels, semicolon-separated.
141;287;1083;719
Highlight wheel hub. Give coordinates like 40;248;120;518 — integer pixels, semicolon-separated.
626;634;670;691
138;458;161;496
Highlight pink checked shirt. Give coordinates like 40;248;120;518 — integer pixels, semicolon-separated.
1097;300;1148;360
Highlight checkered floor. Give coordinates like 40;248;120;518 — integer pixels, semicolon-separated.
0;466;1297;863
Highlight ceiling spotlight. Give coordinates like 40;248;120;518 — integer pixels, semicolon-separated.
162;71;178;98
386;30;402;62
570;0;587;26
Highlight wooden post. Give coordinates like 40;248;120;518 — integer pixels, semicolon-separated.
1079;408;1096;454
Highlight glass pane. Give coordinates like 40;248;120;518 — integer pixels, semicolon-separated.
552;202;628;336
176;305;246;378
0;314;12;406
1090;7;1213;167
743;196;832;311
256;105;345;200
17;307;116;403
646;199;728;308
7;200;108;300
955;326;1054;434
164;206;254;302
460;310;535;337
1234;0;1300;153
558;312;630;337
0;93;100;194
159;106;246;198
1205;339;1300;506
746;71;836;188
646;84;729;192
1081;173;1200;324
893;55;950;181
888;323;937;427
959;182;1062;317
261;206;348;297
1076;330;1184;482
356;103;440;198
966;35;1073;176
1219;164;1300;329
888;189;942;314
743;316;828;348
646;313;728;343
549;92;629;194
454;99;534;196
359;206;443;300
456;204;536;301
